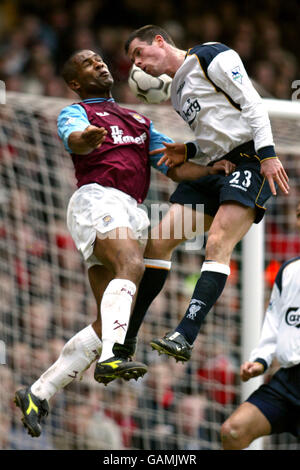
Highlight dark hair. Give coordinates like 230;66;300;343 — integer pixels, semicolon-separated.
124;24;175;54
61;50;85;84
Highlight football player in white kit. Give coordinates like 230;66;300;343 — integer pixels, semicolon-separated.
221;201;300;449
125;25;289;363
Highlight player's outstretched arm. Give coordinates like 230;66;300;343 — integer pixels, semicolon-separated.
240;361;265;382
152;143;236;176
68;125;107;154
167;160;235;182
150;142;186;167
260;157;289;196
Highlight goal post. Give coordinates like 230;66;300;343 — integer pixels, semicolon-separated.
1;92;300;451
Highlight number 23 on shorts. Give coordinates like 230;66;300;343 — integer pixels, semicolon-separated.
229;170;252;189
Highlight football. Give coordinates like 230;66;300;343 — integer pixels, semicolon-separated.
128;65;172;104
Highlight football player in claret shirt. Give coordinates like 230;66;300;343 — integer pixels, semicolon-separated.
14;49;233;438
125;25;289;363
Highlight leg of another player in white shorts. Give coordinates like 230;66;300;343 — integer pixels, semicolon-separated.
220;402;271;450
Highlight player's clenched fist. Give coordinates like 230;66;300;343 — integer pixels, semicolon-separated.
82;125;107;149
240;361;265;382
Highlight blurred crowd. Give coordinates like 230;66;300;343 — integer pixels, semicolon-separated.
0;0;299;102
1;0;300;451
1;95;300;449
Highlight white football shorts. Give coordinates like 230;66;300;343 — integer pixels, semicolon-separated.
67;183;150;267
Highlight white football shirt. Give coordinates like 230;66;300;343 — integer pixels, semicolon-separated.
249;257;300;369
171;42;275;165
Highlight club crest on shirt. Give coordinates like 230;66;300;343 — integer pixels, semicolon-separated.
231;66;243;84
130;113;146;124
102;214;114;227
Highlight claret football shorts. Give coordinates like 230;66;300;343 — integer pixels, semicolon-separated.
67;183;150;267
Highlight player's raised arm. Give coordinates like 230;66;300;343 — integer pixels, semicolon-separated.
151;141;206;168
57;104;107;155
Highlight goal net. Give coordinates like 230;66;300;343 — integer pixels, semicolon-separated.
0;92;300;450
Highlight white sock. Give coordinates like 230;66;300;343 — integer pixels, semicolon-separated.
98;278;136;362
31;325;102;401
201;260;231;275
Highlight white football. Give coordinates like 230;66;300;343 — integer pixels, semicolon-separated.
128;64;172;104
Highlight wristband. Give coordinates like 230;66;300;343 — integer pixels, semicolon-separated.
184;144;188;162
257;145;276;162
184;142;198;160
260;156;279;164
253;358;268;372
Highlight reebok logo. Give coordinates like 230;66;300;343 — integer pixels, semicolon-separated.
110;125;147;145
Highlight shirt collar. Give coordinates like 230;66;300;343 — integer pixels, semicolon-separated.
82;98;115;103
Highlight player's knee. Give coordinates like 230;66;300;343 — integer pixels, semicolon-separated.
110;247;145;282
205;231;232;260
121;254;145;282
145;237;177;259
220;420;247;450
131;256;145;279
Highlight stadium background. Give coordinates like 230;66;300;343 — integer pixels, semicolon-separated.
0;0;300;450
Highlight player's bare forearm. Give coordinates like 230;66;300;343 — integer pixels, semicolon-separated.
167;160;235;182
68;126;107;154
167;162;209;181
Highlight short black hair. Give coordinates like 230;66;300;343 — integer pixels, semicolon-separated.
61;51;83;84
124;24;175;54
